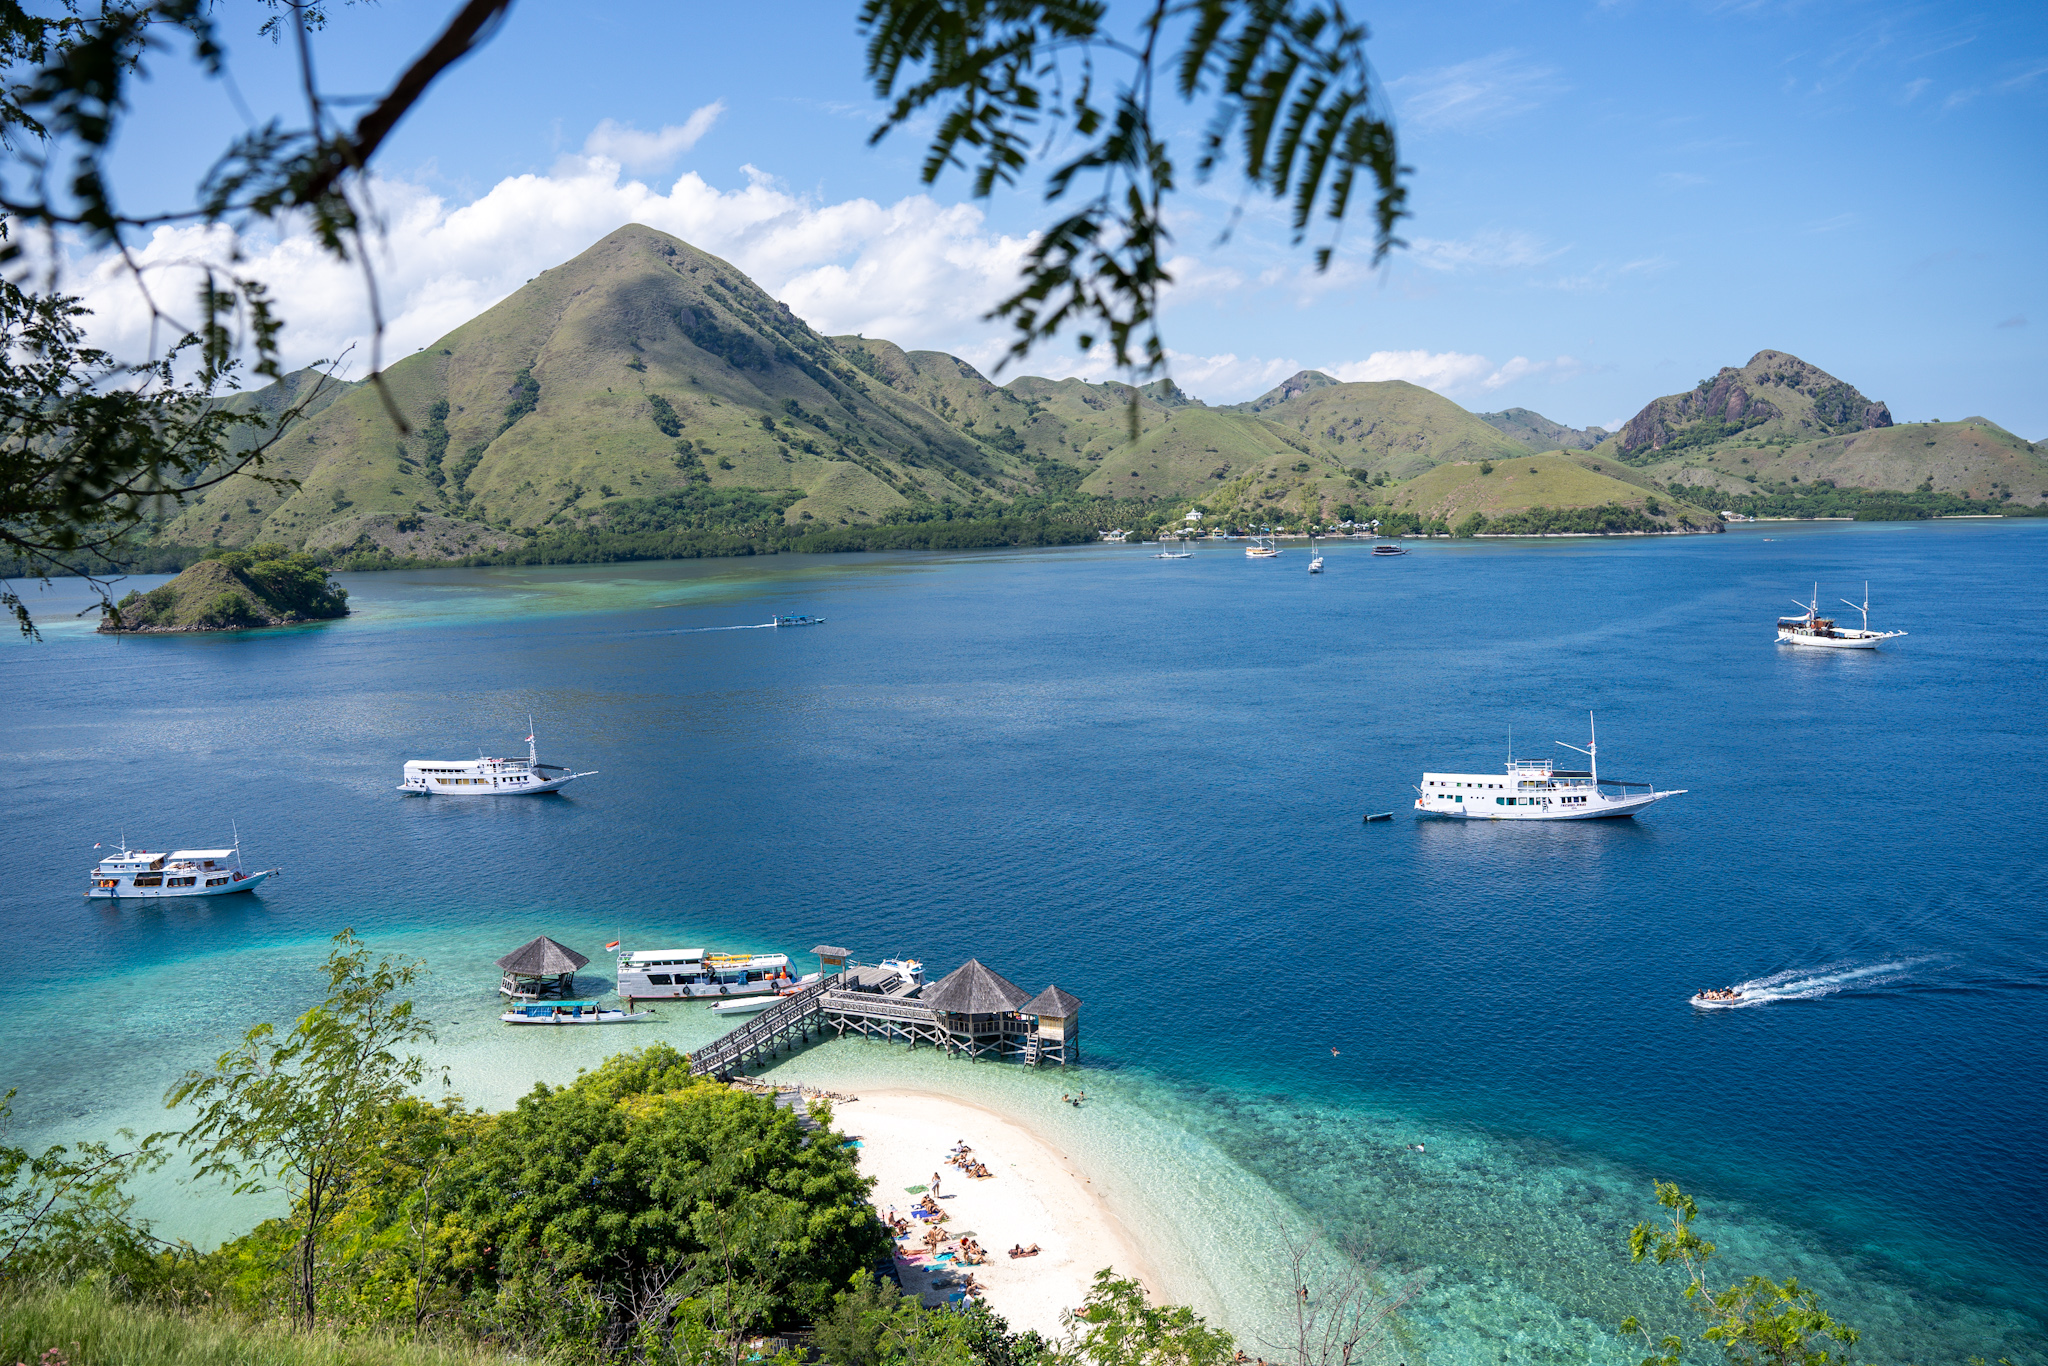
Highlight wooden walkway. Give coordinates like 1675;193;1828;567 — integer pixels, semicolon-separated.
687;973;1076;1080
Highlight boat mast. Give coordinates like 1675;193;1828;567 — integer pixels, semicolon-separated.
233;818;242;873
1556;712;1599;787
1840;583;1870;634
527;714;539;766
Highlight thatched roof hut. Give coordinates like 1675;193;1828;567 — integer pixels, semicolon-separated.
921;959;1031;1015
496;936;589;999
1022;985;1083;1018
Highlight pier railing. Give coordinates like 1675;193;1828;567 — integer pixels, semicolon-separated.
687;978;834;1079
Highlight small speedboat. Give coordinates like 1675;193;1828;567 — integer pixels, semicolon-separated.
771;614;825;627
502;1000;653;1025
1691;987;1743;1005
707;995;782;1015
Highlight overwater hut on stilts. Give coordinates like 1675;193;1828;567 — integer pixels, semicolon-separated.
496;936;589;1000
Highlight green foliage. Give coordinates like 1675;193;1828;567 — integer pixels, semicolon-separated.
1619;1183;1864;1366
0;1090;172;1288
1065;1270;1236;1366
197;590;259;628
0;1282;523;1366
437;1046;885;1348
1717;485;2041;522
167;932;436;1331
859;0;1406;385
1478;461;1493;476
648;393;684;438
497;370;541;434
1470;503;1669;536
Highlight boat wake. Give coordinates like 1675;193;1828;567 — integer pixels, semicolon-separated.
1693;957;1939;1009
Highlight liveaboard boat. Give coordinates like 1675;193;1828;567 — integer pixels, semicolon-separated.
87;838;278;899
615;947;818;1002
1245;531;1281;559
1413;715;1686;821
1371;542;1407;556
501;1000;653;1025
1777;583;1906;650
398;722;595;796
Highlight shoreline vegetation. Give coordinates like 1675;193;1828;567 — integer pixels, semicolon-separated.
21;481;2034;588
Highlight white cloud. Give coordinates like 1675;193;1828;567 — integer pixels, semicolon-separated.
1390;52;1567;132
582;103;727;169
1407;229;1564;273
1320;350;1586;399
1326;350;1494;392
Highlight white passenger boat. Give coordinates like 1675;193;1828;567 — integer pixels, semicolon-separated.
1246;532;1280;558
87;839;277;899
501;1000;653;1025
1414;716;1686;821
616;947;816;1001
1777;583;1906;650
399;723;596;795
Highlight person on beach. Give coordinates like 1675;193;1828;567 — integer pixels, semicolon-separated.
931;1171;942;1196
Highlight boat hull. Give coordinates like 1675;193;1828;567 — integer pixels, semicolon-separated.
1776;630;1891;649
1413;794;1677;821
87;868;277;899
501;1009;653;1025
398;773;587;795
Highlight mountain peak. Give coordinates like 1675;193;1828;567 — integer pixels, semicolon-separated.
1615;350;1891;461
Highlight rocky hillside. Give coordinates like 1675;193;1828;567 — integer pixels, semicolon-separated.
1479;407;1610;451
1610;350;1891;462
100;550;348;632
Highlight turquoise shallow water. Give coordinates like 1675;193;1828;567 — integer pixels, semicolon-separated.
3;523;2044;1363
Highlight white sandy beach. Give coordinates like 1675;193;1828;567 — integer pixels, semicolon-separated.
833;1087;1160;1340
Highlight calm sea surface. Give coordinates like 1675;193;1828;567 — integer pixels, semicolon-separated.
3;522;2044;1364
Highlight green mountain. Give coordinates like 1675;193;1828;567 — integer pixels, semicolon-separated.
1478;407;1609;451
1647;417;2048;508
163;225;1036;552
1232;375;1536;476
1609;349;1892;463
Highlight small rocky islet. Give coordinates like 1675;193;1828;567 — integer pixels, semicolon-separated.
97;548;348;634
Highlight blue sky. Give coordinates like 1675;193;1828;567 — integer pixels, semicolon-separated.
86;0;2048;434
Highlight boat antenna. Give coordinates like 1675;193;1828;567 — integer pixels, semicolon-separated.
1840;582;1869;633
527;713;538;766
233;818;242;872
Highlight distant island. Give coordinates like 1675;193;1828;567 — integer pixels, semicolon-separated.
98;547;348;633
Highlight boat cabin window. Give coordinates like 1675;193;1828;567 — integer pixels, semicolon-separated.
645;974;673;985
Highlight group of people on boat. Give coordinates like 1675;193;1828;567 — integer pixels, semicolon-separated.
1693;987;1743;1002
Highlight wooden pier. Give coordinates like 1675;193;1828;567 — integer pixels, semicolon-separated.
687;956;1081;1081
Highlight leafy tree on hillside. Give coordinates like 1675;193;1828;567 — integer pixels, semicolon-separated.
167;932;436;1332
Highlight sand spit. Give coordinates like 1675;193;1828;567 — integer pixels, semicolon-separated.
835;1088;1159;1339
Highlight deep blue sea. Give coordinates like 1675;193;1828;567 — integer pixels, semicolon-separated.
3;521;2044;1364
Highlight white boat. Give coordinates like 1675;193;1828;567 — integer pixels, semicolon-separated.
501;1000;653;1025
1413;715;1686;821
616;947;815;1001
1777;583;1906;649
1308;547;1325;574
1153;539;1193;559
1371;542;1406;557
771;615;825;627
707;995;782;1015
1246;531;1280;558
87;836;277;900
399;720;595;795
